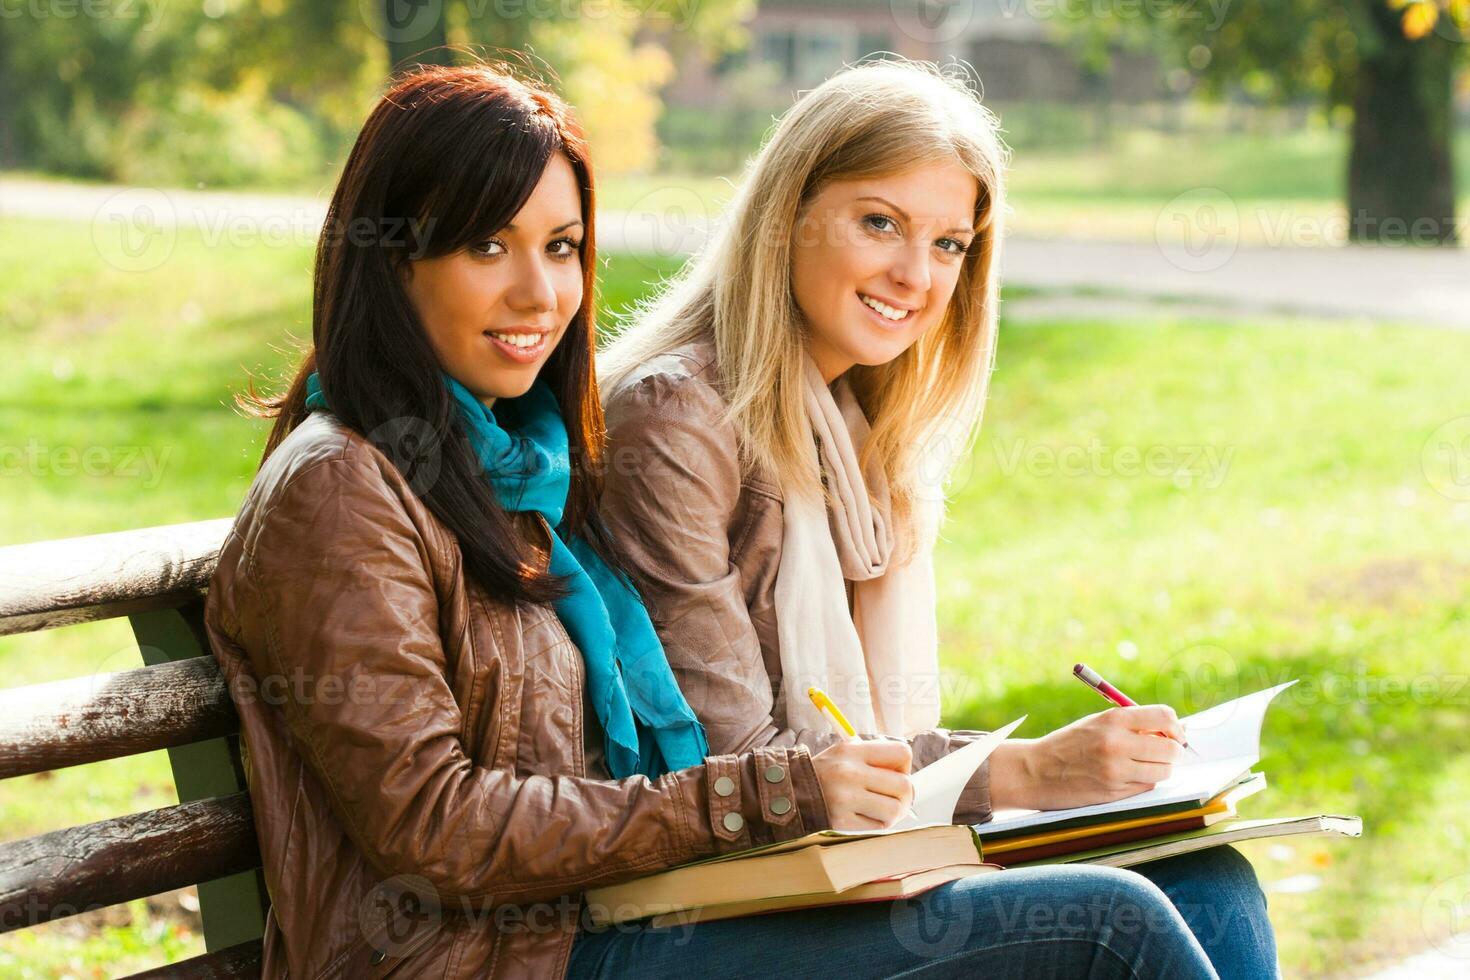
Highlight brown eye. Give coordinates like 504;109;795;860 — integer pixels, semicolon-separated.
470;239;506;257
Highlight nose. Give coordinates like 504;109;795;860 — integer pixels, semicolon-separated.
889;242;932;295
506;251;558;315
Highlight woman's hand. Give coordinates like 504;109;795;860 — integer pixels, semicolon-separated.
988;706;1186;812
812;739;915;831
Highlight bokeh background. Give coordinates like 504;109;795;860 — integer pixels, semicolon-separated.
3;1;1470;976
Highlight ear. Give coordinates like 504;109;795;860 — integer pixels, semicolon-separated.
396;254;414;287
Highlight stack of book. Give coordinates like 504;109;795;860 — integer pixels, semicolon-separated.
584;681;1362;926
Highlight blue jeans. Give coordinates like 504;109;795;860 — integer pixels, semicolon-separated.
570;863;1212;978
1129;846;1279;979
567;846;1277;980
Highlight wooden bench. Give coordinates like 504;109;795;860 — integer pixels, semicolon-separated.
0;520;268;977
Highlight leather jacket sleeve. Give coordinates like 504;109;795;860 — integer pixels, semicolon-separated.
601;368;992;824
229;442;830;908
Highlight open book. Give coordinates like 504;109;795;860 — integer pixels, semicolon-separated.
979;681;1299;838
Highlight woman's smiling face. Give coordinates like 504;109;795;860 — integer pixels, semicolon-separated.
790;161;978;382
401;152;585;406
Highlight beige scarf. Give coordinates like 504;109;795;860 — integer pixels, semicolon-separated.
774;356;944;737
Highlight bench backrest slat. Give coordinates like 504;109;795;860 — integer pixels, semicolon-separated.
0;655;239;779
0;520;232;636
0;792;260;934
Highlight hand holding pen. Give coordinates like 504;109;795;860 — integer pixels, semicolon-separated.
1072;663;1196;757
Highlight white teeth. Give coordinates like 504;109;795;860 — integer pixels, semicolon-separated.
860;295;911;321
489;332;543;349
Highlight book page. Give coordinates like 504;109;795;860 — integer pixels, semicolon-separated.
893;716;1025;830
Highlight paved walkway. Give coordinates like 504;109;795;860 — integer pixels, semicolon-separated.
5;176;1469;328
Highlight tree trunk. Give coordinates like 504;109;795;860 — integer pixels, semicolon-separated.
382;0;453;75
1347;6;1458;245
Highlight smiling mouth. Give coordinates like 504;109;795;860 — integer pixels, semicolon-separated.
486;331;546;349
859;293;917;323
484;329;551;363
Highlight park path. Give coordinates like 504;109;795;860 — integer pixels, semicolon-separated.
5;176;1470;327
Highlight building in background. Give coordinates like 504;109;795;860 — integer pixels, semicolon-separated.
665;0;1163;109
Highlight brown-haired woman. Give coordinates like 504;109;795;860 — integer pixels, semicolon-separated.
204;63;1220;979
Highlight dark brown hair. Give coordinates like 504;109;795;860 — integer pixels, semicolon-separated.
243;63;604;604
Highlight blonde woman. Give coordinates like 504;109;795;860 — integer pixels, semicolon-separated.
599;60;1278;978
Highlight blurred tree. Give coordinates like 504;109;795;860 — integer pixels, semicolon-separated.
0;0;752;185
379;0;451;70
1091;0;1467;244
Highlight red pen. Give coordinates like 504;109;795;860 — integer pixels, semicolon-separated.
1073;662;1194;755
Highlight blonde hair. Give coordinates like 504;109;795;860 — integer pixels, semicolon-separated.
600;59;1007;533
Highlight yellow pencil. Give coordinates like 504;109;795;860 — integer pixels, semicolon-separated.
807;686;857;738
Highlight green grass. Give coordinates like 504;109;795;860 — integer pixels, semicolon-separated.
2;215;1469;975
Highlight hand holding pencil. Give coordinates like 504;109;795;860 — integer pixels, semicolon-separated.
806;686;917;831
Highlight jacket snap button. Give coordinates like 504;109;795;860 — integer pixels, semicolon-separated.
723;811;745;833
769;796;792;815
763;765;785;783
369;949;386;965
713;775;736;797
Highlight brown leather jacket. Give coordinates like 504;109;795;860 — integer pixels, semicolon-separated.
204;411;831;979
600;340;991;822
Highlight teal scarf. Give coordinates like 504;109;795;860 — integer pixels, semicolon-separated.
304;372;708;780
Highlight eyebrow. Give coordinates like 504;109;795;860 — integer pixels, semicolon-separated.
855;196;972;237
503;219;585;234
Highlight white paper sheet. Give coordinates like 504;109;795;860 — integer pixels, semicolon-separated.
978;681;1297;836
893;716;1026;830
